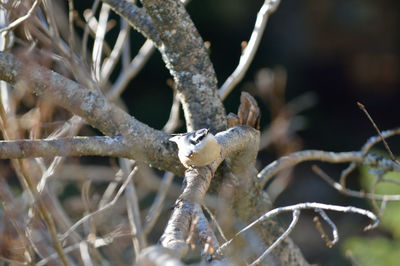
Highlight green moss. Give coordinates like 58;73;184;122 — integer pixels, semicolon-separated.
359;164;400;239
343;237;400;266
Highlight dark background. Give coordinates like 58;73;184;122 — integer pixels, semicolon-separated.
74;0;400;265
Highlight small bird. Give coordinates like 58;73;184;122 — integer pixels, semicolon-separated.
169;128;221;168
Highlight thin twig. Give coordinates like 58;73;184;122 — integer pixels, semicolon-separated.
107;39;155;100
68;0;76;61
0;0;41;34
202;204;228;242
121;160;146;259
103;0;196;96
250;209;300;266
118;159;142;261
162;90;181;134
41;0;60;40
144;171;175;235
370;175;382;216
98;169;123;208
37;232;132;266
357;102;400;167
36;156;64;192
60;166;138;242
17;159;71;266
361;128;400;154
126;182;142;260
339;162;357;189
219;0;281;100
92;3;110;82
100;18;130;87
82;0;100;62
312;165;400;201
79;242;93;266
218;202;379;255
314;208;338;248
340;127;400;187
257;150;363;188
32;7;98;91
193;204;220;259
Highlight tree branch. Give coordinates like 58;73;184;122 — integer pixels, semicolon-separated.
0;0;41;34
0;51;186;175
257;150;364;188
0;136;129;159
219;0;281;100
160;126;260;257
100;0;161;45
141;0;226;132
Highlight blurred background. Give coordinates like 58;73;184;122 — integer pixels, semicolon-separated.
105;0;400;265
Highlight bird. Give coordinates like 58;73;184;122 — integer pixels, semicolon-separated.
169;128;221;168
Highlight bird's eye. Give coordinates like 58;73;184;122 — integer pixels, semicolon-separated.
197;134;205;142
189;139;197;145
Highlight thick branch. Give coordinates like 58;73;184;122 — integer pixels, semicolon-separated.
0;52;117;136
141;0;226;132
0;136;129;158
100;0;160;45
0;51;184;174
160;126;259;257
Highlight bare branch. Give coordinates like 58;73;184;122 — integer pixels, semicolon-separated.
82;0;100;62
219;0;281;100
0;51;117;135
126;179;145;258
202;204;228;242
160;167;213;258
100;19;130;87
0;51;186;175
340;127;400;187
92;3;110;82
160;126;260;257
218;202;379;259
107;39;155;101
16;159;70;266
251;209;300;266
144;171;175;235
314;208;338;248
78;242;93;266
0;0;41;34
100;0;160;44
60;166;138;242
258;150;363;187
141;0;226;131
361;127;400;154
67;0;76;61
358;102;400;166
137;246;185;266
120;158;147;258
193;204;220;260
0;136;129;159
37;231;132;266
162;90;181;134
105;0;196;99
312;165;400;201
